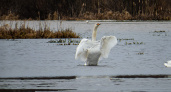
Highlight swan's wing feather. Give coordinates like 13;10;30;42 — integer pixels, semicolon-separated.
100;36;117;58
75;39;89;61
75;38;99;61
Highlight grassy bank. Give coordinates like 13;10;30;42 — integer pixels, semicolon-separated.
0;23;80;39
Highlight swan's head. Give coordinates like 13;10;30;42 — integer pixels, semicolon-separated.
94;23;101;29
96;23;100;26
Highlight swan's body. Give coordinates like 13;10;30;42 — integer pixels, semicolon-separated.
75;23;117;66
164;60;171;67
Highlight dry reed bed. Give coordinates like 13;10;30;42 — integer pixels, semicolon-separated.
0;23;80;39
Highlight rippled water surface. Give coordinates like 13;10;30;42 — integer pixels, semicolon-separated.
0;21;171;91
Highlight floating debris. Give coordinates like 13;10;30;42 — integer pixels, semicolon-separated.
47;38;81;45
137;52;144;55
150;30;168;36
118;38;134;42
154;30;166;33
125;41;144;45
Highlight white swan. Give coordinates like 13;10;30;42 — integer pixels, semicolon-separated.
164;60;171;67
75;23;117;66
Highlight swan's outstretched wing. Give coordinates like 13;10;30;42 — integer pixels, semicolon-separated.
75;38;99;61
100;36;117;58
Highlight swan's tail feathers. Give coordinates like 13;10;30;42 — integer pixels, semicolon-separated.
100;36;117;58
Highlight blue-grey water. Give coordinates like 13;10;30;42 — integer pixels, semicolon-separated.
0;21;171;92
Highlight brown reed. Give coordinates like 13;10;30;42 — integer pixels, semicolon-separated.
0;23;80;39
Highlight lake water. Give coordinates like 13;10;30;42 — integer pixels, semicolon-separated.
0;20;171;92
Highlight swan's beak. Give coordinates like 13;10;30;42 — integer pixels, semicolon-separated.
97;23;100;26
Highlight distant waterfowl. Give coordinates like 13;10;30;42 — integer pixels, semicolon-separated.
86;20;89;24
164;60;171;67
75;23;117;66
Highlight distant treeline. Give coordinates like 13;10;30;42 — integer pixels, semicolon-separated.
0;0;171;20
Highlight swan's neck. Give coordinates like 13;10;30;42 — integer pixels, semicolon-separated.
92;27;97;41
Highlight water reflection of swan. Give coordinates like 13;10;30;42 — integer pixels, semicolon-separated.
164;60;171;67
75;23;117;66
